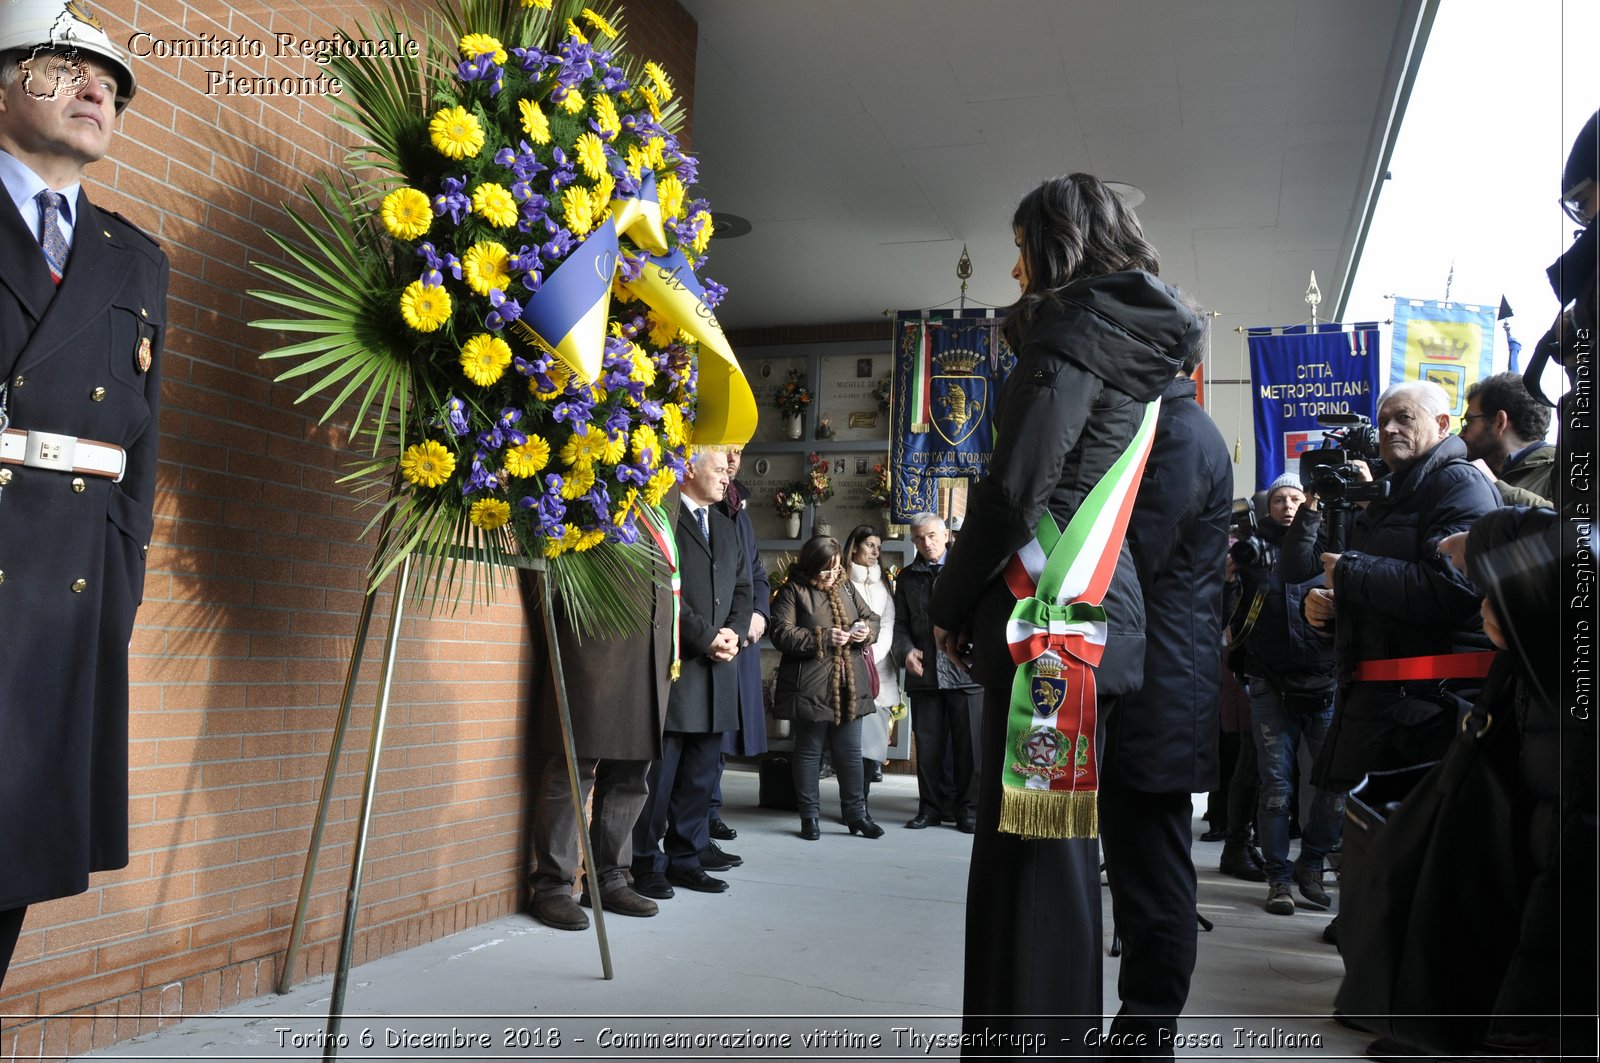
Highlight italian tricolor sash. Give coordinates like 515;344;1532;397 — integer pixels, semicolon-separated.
637;502;683;681
998;400;1160;839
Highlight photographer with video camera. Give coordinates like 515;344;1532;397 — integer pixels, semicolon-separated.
1227;474;1344;917
1295;380;1499;805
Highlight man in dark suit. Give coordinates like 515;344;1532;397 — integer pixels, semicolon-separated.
0;4;168;986
1101;318;1231;1056
519;494;676;930
631;449;752;898
706;445;769;859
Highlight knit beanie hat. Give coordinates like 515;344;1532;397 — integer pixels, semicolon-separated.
1266;472;1303;499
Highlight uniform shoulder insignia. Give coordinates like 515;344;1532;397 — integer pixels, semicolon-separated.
101;209;163;251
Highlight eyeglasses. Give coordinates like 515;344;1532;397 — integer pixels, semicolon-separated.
1457;413;1488;430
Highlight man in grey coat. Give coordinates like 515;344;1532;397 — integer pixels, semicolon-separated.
631;449;752;898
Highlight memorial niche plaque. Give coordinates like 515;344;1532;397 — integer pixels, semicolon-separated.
814;354;887;442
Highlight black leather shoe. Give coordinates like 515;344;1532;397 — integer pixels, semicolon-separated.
955;811;977;834
905;810;942;829
1219;840;1267;882
666;866;729;893
700;842;743;870
1199;826;1227;842
847;816;884;839
799;817;820;840
708;817;738;841
632;872;675;900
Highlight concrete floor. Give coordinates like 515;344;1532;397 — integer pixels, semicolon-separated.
85;769;1371;1061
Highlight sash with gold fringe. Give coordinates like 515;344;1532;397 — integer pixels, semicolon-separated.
636;501;682;680
998;400;1160;839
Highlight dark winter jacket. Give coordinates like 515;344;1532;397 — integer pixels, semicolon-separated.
1233;508;1336;696
769;578;879;725
892;553;979;693
929;270;1201;697
1111;377;1231;793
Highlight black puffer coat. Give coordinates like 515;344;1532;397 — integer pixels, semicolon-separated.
929;270;1201;697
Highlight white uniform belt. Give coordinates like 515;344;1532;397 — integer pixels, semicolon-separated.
0;427;126;482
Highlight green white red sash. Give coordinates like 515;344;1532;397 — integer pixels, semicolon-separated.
998;400;1160;839
637;501;682;680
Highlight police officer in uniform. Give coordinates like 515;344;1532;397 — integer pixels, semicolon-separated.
0;1;168;986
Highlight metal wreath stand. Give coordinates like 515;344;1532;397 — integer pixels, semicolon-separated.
275;507;615;1060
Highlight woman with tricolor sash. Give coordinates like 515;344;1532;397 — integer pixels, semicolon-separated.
928;174;1203;1054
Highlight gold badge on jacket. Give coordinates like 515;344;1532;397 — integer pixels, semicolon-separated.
136;336;152;374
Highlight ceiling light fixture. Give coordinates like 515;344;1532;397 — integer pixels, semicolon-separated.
1104;181;1146;209
710;212;752;238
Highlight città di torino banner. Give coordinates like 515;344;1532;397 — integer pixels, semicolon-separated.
1247;323;1383;491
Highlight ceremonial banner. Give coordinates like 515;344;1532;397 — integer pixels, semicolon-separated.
1389;298;1496;427
890;310;1015;520
1247;323;1382;491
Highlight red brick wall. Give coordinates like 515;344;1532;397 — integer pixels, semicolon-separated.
0;2;697;1059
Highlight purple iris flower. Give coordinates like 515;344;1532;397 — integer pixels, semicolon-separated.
457;57;488;82
444;253;464;281
615;461;649;486
618;251;646;283
433;176;469;224
462;450;501;495
438;395;471;438
639;400;664;423
540;228;575;262
584;482;612;518
484;288;524;332
551;397;593;431
606;406;635;435
611;519;639;546
675;156;700;185
702;278;728;308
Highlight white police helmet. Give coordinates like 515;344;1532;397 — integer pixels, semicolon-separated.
0;1;137;112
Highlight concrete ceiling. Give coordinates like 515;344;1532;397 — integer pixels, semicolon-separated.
680;0;1431;335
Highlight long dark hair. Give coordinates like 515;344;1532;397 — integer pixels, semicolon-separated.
1005;173;1160;349
788;535;842;584
841;524;882;567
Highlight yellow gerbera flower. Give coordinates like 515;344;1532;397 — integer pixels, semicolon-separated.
575;528;607;552
591;171;615;210
660;402;687;447
581;8;617;37
690;210;713;254
459;241;512;297
460;334;512;386
657;172;685;221
380;187;431;240
504;435;552;478
522;0;552;9
647;312;679;348
400;440;456;488
559;464;597;499
643;61;674;102
469;497;512;530
544;524;585;558
565;19;587;43
625;144;646;181
531;361;571;400
613;487;640;525
592;93;620;137
597;430;627;464
643;467;678;506
575;131;607;181
629;351;657;388
429;105;484;160
631;424;659;463
560;425;607;468
459;33;507;65
561;185;595;237
561;88;586;114
472;182;518;228
644;136;666;169
518;98;551;144
638;84;662;122
400;281;451;332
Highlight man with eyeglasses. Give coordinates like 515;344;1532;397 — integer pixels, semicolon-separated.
1458;372;1554;508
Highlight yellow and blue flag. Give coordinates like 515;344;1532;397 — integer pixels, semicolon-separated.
1389;297;1495;429
514;217;619;383
625;248;756;445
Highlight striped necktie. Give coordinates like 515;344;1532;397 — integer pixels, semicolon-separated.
695;506;710;543
36;190;70;283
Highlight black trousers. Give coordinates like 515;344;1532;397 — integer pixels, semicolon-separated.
1;905;26;991
632;731;724;876
1098;780;1199;1059
963;685;1104;1058
911;687;981;819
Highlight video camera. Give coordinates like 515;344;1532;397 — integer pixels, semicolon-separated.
1297;413;1390;551
1228;499;1276;569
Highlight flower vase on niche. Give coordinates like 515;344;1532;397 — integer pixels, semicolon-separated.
879;507;892;529
784;414;803;440
783;511;802;539
813;515;832;539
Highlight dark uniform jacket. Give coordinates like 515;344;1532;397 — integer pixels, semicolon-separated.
768;578;878;724
0;189;168;910
929;270;1200;698
1114;376;1231;794
664;501;751;734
